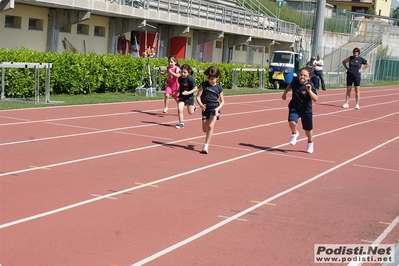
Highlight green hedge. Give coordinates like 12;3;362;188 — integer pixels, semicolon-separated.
0;47;271;97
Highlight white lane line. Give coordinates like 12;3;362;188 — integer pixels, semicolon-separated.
353;164;399;173
217;215;247;222
0;115;397;230
348;214;399;266
189;141;252;152
131;136;399;266
90;194;118;200
113;131;173;140
1;99;398;148
1;112;398;178
1;90;399;127
265;151;336;164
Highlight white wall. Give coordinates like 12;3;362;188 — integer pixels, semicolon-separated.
0;4;48;51
57;14;109;54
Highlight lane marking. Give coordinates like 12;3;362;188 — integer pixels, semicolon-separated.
90;194;118;200
265;151;336;163
135;182;158;188
217;215;247;222
131;136;399;266
189;141;252;152
29;166;51;170
360;239;374;243
348;214;399;266
251;200;276;206
113;131;173;141
1;112;398;179
1;99;399;147
353;164;399;173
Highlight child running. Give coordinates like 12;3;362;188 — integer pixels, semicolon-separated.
195;66;225;154
161;55;180;113
281;67;318;154
175;64;198;129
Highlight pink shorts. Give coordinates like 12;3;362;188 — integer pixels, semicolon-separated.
165;84;179;101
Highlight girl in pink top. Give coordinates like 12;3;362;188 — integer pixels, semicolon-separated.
161;55;180;113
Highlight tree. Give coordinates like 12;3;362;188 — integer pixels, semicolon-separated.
391;6;399;26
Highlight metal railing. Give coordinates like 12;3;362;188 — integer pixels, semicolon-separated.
108;0;297;35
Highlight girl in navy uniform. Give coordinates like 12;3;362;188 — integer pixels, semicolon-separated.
175;64;198;129
342;47;370;110
196;66;225;154
282;67;318;154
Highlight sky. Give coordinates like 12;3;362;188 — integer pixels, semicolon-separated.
392;0;399;9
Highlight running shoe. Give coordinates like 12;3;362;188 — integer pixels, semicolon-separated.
200;145;209;154
289;131;299;146
163;107;168;113
342;103;349;109
306;142;314;154
175;123;184;129
355;104;360;110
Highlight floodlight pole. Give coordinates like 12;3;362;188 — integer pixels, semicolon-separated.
313;0;326;56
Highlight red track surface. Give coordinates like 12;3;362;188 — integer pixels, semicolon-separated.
1;86;398;266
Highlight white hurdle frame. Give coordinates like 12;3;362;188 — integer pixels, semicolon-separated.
1;62;52;104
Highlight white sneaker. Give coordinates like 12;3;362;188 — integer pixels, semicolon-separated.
175;123;184;129
200;145;209;154
306;142;314;154
342;103;349;109
355;104;360;110
289;131;299;146
163;107;168;113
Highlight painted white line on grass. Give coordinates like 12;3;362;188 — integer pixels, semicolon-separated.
131;136;399;266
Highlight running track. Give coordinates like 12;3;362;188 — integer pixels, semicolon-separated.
0;86;398;266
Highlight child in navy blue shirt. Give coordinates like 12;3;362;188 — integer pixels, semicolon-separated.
196;66;225;154
175;64;198;129
342;47;370;110
282;67;318;154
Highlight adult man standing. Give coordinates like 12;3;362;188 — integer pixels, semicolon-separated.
314;54;326;91
306;56;319;89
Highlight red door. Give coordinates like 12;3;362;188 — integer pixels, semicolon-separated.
169;37;186;59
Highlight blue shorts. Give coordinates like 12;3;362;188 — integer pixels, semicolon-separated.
347;75;361;86
288;109;313;131
178;96;194;106
202;109;220;120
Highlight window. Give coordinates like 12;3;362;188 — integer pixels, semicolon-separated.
77;24;89;35
5;15;22;29
235;45;241;51
94;26;105;37
242;45;247;51
215;41;222;49
28;18;44;30
187;37;191;46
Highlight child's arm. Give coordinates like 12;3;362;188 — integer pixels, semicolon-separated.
306;84;318;102
281;84;292;100
181;85;198;96
196;86;206;111
215;91;225;112
168;67;181;78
